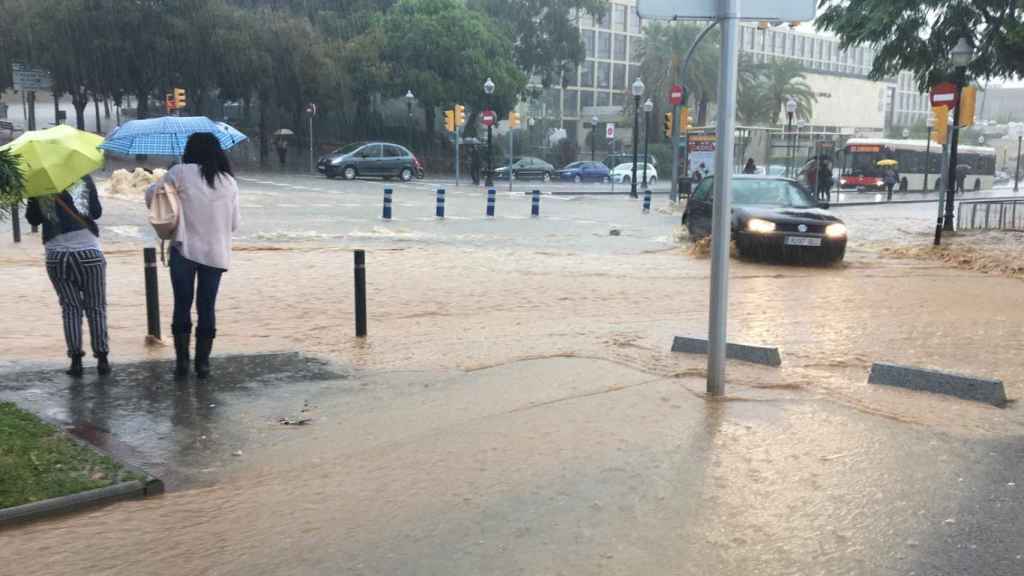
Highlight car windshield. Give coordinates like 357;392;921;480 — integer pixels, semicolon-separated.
732;179;818;208
336;142;364;155
563;162;583;170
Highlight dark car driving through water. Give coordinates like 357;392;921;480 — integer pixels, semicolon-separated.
682;175;848;264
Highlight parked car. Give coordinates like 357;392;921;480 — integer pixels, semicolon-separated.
682;175;848;264
317;142;424;181
603;152;657;169
492;157;555;181
557;161;611;183
610;162;658;185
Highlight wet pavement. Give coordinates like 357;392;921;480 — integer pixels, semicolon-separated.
0;356;1021;575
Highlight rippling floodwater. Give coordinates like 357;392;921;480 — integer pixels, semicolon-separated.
1;173;1022;574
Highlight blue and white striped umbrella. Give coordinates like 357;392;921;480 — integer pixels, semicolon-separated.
100;116;248;156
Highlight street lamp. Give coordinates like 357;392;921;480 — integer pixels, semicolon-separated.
1012;122;1023;193
591;114;599;161
938;36;974;242
924;113;934;192
785;97;798;177
405;90;415;150
902;128;910;139
484;77;495;187
630;77;645;198
642;98;654;187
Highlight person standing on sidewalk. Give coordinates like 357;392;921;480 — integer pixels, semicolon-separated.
883;167;897;201
25;175;111;377
146;133;240;379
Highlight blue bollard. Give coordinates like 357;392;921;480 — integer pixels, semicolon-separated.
531;190;541;217
436;188;446;218
486;188;496;217
643;189;651;213
382;188;393;220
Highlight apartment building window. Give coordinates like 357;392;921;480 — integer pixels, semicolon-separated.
597;62;611;89
613;63;626;90
613;33;627;60
563;89;579;116
612;92;625;107
581;61;594;87
628;8;640;33
581;90;595;109
566;66;578;88
613;3;627;32
597;8;610;30
583;30;595;58
598;31;611;59
597;91;611;106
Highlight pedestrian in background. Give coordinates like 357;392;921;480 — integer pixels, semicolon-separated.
25;175;111;377
818;158;834;201
146;133;240;379
883;167;897;200
743;158;757;174
275;136;289;168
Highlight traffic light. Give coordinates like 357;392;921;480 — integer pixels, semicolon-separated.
680;107;689;133
959;86;976;128
932;106;948;145
455;104;466;127
174;88;186;109
664;113;672;138
508;111;520;129
444;109;456;133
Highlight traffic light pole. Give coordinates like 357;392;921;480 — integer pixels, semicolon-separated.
671;104;680;202
631;95;640;198
1014;135;1021;193
943;69;967;232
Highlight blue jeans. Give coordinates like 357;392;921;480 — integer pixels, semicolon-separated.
169;247;224;338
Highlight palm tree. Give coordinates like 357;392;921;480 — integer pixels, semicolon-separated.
637;21;720;125
758;57;817;126
0;149;25;222
736;54;774;125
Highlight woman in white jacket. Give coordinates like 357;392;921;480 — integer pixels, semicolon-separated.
147;133;240;379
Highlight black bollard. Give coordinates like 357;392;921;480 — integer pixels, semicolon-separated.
382;188;393;220
643;189;652;213
531;190;540;217
143;247;161;340
435;189;446;218
11;202;21;243
354;250;367;337
486;188;496;217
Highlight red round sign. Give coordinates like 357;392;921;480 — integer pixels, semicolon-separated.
481;109;495;127
670;84;685;106
929;82;958;108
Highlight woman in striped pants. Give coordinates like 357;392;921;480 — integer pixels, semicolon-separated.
25;175;110;377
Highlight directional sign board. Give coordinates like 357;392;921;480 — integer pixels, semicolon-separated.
12;63;52;91
606;123;615;139
637;0;815;21
481;109;495;128
929;82;958;108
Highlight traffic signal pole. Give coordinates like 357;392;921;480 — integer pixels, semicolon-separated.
671;104;680;201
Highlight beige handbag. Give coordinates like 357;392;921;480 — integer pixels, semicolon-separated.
149;181;180;240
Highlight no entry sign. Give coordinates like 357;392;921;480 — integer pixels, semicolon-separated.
606;123;615;139
930;82;959;108
670;84;684;106
481;109;495;127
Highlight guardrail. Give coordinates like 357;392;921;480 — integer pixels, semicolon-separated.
957;198;1024;232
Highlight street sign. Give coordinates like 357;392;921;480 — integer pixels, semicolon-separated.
305;102;318;116
930;82;958;108
670;84;684;106
12;63;52;91
606;123;615;139
638;0;814;21
481;109;495;127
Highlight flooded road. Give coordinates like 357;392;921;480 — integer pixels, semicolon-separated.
1;171;1022;574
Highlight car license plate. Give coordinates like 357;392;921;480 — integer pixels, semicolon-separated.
785;236;822;247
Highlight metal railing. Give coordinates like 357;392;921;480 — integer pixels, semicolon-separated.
957;198;1024;231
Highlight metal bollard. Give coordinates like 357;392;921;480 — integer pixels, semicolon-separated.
143;247;161;340
354;250;367;337
531;190;540;217
486;188;496;217
643;189;652;213
382;188;393;220
11;202;21;243
435;188;445;218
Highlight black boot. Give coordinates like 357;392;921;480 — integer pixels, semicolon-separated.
174;333;191;378
66;353;84;377
96;353;111;376
194;336;214;380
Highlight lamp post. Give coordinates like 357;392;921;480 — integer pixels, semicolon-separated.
484;77;495;187
1012;123;1023;193
902;128;910;139
941;37;973;234
642;98;653;187
630;77;645;198
924;113;934;192
591;114;599;161
785;97;797;178
405;90;415;150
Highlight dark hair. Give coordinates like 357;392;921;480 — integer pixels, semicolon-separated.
182;132;233;188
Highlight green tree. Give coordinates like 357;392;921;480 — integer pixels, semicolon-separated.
467;0;605;86
817;0;1024;89
0;148;25;222
638;22;720;125
757;58;815;126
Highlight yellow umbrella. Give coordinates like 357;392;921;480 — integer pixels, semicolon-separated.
876;159;898;167
0;125;105;198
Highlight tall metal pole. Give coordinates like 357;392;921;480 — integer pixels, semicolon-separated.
642;108;650;186
934;121;952;245
631;95;640;198
786;113;794;177
923;126;932;192
1014;135;1021;193
486;121;494;187
671;104;681;201
707;0;739;397
943;69;966;231
407;101;413;149
27;91;36;130
309;114;314;174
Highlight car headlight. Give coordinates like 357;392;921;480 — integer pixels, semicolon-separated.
330;157;344;166
746;218;777;234
825;223;848;238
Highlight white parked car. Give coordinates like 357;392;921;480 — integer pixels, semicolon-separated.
611;162;658;185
